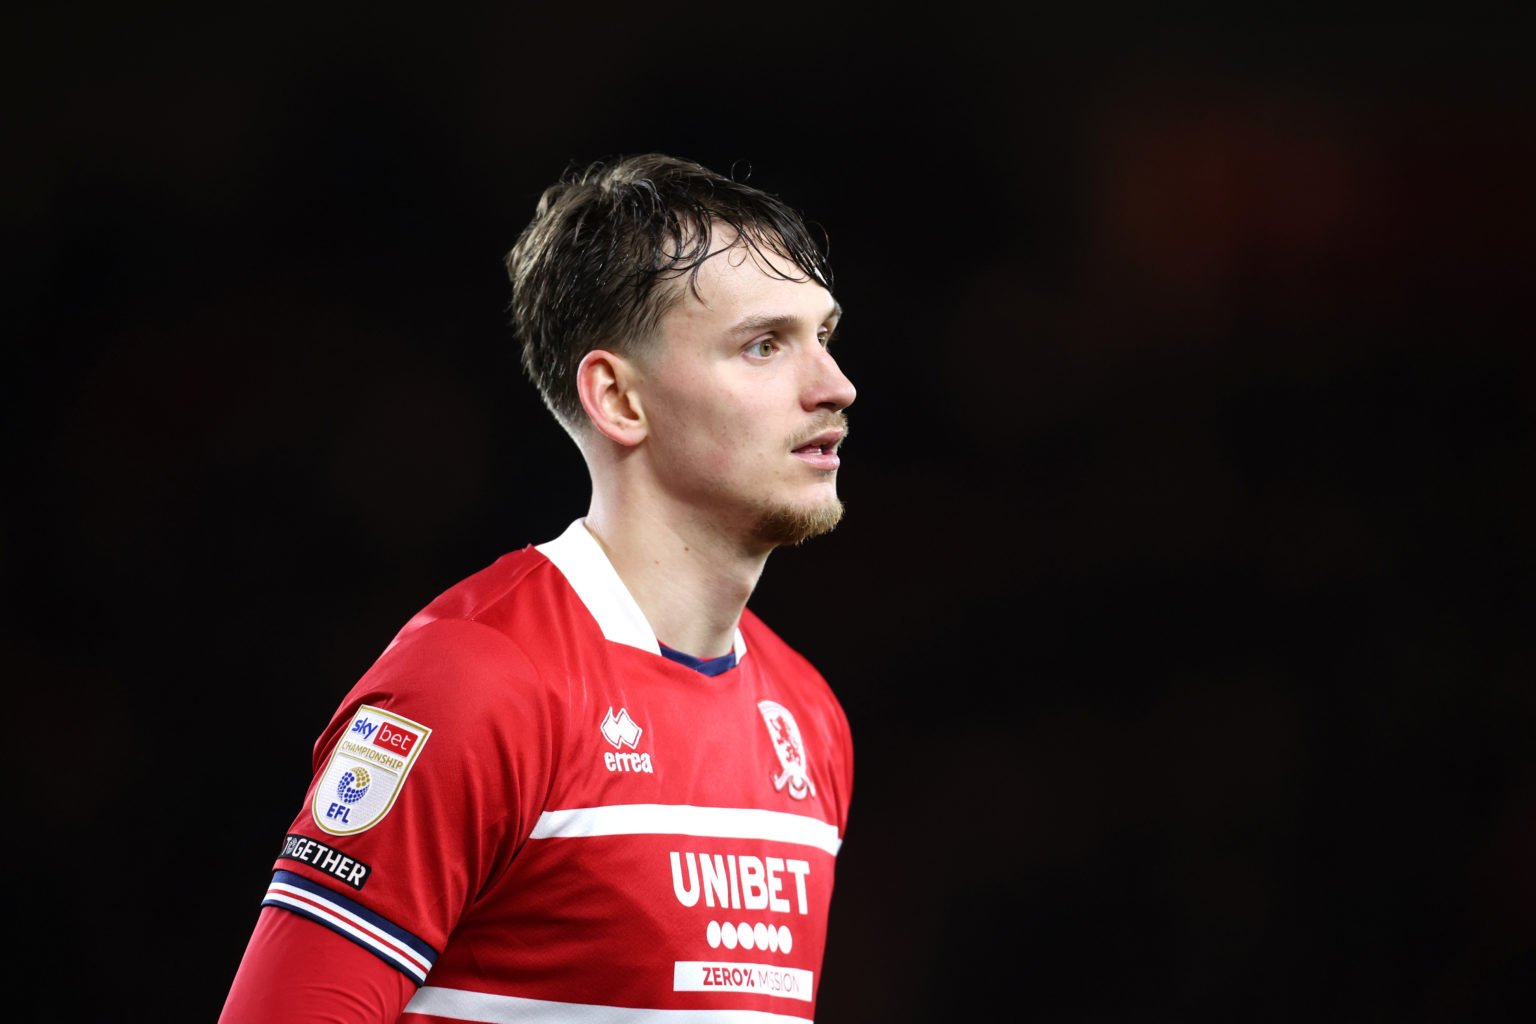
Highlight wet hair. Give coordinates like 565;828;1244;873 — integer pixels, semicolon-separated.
504;153;833;430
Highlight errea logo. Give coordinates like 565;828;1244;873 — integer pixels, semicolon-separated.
601;707;654;774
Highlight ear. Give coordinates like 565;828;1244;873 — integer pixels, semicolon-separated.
576;349;647;447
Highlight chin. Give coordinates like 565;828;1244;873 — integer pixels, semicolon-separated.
751;497;846;547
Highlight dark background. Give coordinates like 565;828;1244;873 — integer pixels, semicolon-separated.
10;9;1535;1022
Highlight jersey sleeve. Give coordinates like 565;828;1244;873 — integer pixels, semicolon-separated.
219;906;416;1024
260;617;555;985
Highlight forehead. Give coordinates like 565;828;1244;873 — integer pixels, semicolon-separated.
662;227;837;331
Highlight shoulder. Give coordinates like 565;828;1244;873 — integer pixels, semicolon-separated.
392;545;557;641
739;607;849;729
316;549;580;750
739;607;855;828
739;607;828;684
306;618;548;770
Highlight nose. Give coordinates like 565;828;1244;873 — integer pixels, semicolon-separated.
805;346;857;412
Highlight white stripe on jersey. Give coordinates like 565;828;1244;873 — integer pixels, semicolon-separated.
528;804;842;856
405;987;814;1023
265;881;433;982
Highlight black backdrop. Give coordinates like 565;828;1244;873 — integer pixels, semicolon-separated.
10;9;1535;1022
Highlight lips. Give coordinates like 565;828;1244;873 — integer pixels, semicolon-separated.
791;429;844;456
790;422;846;472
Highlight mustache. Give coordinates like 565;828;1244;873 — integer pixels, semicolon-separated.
789;413;850;450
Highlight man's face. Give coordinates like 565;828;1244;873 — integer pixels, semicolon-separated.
633;232;856;548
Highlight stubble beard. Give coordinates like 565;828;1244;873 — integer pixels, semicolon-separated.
751;495;846;547
753;412;849;546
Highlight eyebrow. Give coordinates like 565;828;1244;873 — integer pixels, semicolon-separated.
727;301;843;338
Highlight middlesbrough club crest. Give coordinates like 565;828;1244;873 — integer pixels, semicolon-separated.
757;700;816;800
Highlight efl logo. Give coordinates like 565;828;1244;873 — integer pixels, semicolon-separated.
313;705;432;837
373;722;420;756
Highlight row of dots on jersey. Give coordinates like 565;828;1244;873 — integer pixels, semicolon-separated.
707;920;792;953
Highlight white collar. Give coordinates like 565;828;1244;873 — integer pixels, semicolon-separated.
536;518;748;661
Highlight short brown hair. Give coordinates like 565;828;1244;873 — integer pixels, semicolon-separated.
504;153;833;429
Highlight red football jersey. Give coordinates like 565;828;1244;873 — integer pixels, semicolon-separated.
265;519;854;1023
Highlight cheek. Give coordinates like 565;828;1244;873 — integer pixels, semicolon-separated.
678;402;748;454
697;435;758;480
653;416;741;480
649;385;777;480
688;432;780;491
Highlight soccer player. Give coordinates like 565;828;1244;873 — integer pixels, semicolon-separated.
219;153;858;1023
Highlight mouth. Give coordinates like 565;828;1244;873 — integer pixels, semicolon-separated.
790;425;846;471
791;428;846;457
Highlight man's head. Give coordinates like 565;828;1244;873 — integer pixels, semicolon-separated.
505;154;854;548
505;154;833;433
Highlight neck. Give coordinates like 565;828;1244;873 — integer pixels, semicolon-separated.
582;490;769;660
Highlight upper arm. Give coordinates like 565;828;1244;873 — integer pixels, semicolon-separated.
219;906;415;1024
243;618;556;990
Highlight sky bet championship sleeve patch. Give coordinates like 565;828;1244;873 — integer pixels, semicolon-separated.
311;705;431;836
